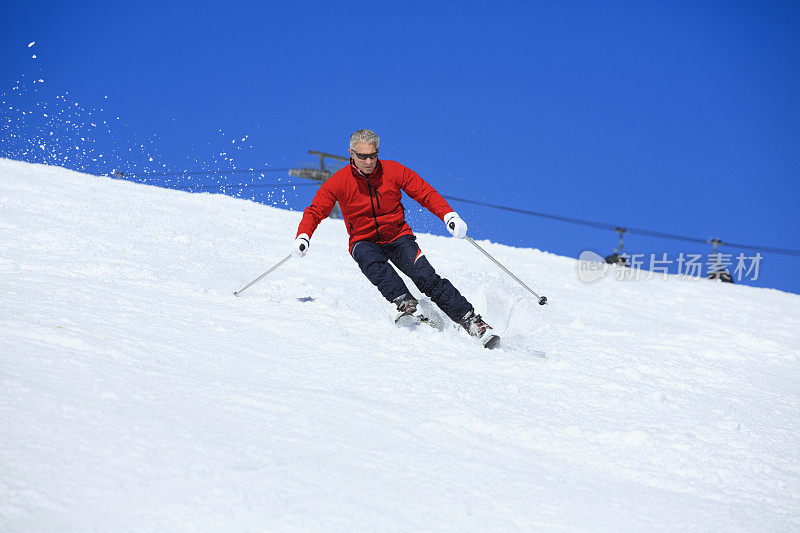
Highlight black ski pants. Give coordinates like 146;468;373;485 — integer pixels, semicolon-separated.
351;235;472;322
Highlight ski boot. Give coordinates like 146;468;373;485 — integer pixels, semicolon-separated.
459;309;500;349
393;293;422;328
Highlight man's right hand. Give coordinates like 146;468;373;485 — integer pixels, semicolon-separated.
291;233;310;258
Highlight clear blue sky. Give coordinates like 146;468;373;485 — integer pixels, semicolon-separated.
2;0;799;293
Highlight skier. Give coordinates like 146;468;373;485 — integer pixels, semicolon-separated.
291;129;499;348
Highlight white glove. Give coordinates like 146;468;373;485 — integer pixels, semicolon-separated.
444;212;467;239
291;233;310;258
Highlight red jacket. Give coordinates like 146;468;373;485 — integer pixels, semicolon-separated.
297;159;453;253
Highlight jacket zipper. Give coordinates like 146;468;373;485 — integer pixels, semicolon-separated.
366;179;381;241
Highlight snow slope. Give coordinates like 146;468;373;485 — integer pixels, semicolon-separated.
1;158;799;531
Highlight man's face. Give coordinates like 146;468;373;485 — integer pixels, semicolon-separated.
350;142;379;175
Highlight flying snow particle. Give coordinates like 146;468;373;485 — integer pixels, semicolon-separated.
32;55;37;59
28;42;35;48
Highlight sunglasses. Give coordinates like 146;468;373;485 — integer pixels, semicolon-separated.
352;149;379;161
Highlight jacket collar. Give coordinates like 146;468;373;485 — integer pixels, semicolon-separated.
350;158;382;181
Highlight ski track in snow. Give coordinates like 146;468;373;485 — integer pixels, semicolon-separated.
1;158;799;531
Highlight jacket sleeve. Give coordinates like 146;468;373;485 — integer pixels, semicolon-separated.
398;164;453;220
297;179;338;238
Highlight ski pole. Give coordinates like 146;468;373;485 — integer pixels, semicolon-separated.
234;254;292;297
465;236;548;305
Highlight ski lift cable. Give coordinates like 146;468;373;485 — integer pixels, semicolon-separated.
181;182;318;192
442;195;800;258
106;168;800;259
117;168;293;178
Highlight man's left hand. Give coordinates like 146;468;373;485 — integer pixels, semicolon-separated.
444;212;468;239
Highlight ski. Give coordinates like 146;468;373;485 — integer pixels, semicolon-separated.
395;311;500;349
482;334;501;349
394;311;437;329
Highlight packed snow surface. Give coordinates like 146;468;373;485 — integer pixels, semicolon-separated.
1;159;799;531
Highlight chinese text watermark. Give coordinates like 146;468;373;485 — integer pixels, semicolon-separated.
577;250;763;283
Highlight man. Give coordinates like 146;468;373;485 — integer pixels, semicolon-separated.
291;129;499;348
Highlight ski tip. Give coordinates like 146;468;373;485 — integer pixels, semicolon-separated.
395;312;439;330
394;312;420;329
483;334;501;349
